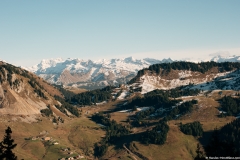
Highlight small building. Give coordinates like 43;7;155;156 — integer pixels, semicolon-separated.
62;148;69;152
75;155;85;159
39;130;48;135
31;137;37;140
44;137;51;141
68;151;73;155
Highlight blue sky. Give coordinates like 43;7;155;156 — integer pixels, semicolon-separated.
0;0;240;66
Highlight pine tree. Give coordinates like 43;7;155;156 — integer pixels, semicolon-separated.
0;126;17;160
0;141;3;159
195;143;205;160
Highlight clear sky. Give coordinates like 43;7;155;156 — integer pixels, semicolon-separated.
0;0;240;66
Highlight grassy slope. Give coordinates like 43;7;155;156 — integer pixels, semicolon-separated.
133;124;198;160
0;90;237;159
0;116;104;160
64;86;87;94
101;91;238;160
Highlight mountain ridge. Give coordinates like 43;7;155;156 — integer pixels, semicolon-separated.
27;57;173;89
0;60;240;159
0;61;80;121
26;54;240;89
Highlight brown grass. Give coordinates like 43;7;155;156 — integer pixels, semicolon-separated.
131;124;198;160
64;86;87;94
34;75;63;98
0;115;105;159
110;112;130;124
0;86;237;159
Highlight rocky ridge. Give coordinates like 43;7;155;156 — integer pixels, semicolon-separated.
28;54;240;90
28;57;173;89
0;61;72;119
114;61;240;100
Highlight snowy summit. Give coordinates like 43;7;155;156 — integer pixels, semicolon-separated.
28;57;173;89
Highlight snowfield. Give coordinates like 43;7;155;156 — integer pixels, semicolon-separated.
25;54;240;90
118;91;129;100
134;69;240;94
27;57;172;89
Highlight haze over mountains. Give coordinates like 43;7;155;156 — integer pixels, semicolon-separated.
27;53;240;89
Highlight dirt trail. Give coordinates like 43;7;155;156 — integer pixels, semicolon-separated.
123;144;138;160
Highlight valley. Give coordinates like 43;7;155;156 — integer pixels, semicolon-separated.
0;60;240;159
0;91;236;160
2;1;240;159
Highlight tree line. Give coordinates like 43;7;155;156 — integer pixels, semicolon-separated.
140;119;169;145
127;93;180;109
205;118;240;156
70;86;115;106
166;99;198;120
219;96;240;116
40;107;53;117
90;86;199;157
145;87;201;98
188;118;240;158
0;63;49;99
54;96;80;117
180;121;203;137
53;84;76;101
91;113;130;157
128;61;240;84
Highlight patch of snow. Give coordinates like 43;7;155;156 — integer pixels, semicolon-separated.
210;54;240;63
181;96;194;98
137;107;150;111
118;91;129;100
178;71;192;78
220;78;233;81
138;68;240;94
118;110;130;113
96;101;107;106
219;110;227;114
175;114;181;118
97;124;106;127
26;57;173;89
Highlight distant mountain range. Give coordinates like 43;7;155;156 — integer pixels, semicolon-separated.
1;54;239;159
28;57;173;89
27;54;240;89
209;54;240;62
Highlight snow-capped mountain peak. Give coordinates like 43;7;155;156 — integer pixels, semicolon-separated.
27;53;239;90
28;57;173;89
210;54;240;62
